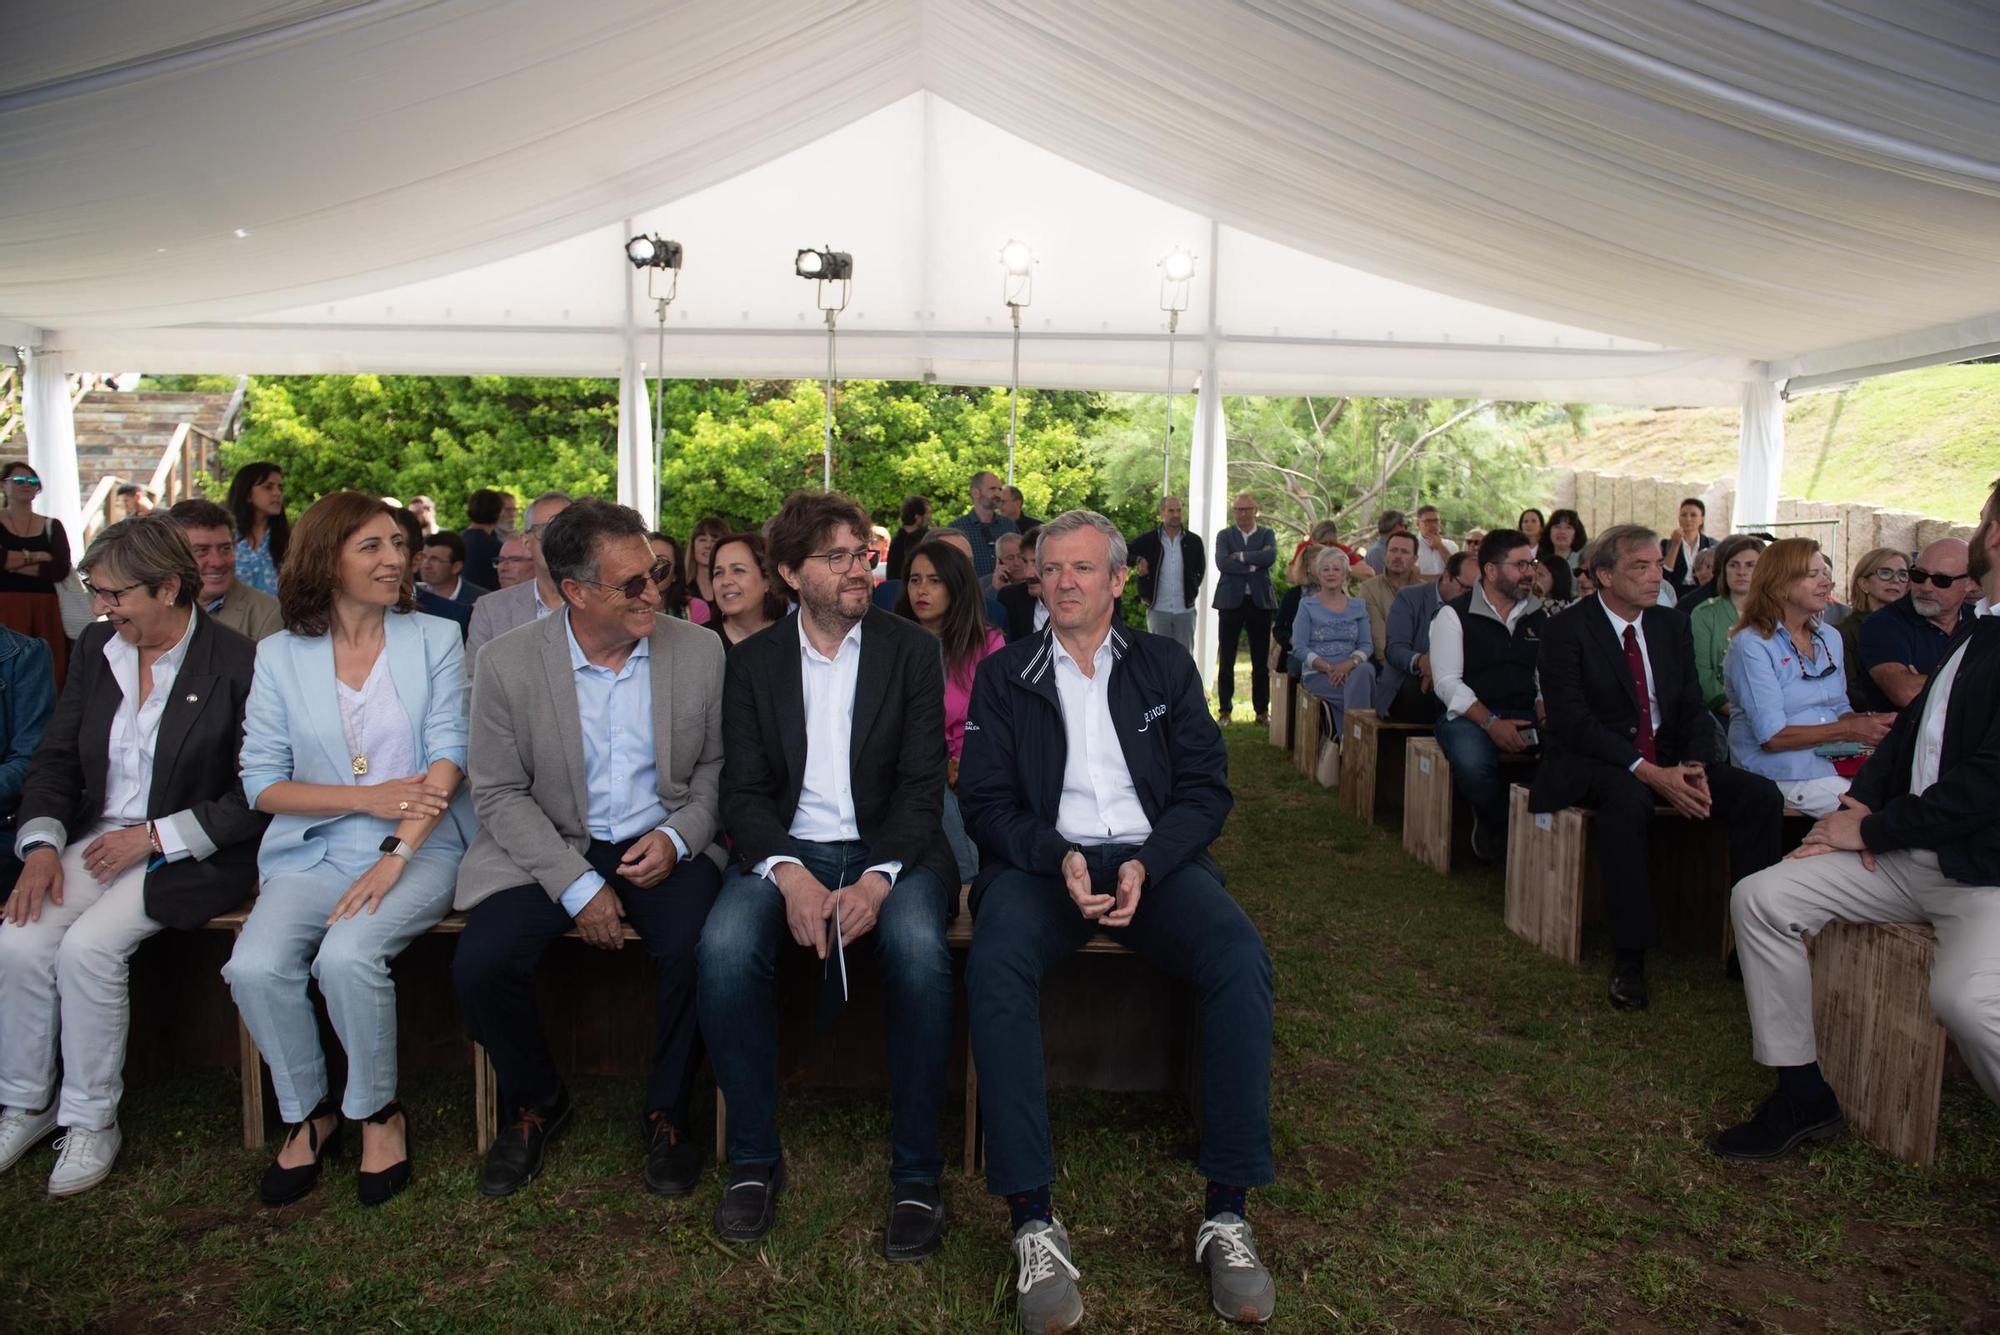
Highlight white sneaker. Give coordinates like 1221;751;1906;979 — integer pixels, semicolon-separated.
0;1105;57;1172
47;1124;121;1197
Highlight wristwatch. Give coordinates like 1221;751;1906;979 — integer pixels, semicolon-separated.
378;836;414;861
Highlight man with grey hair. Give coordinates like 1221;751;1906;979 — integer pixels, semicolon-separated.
949;470;1017;583
1129;495;1205;655
1861;536;1975;710
468;491;574;661
1532;523;1783;1011
961;509;1274;1330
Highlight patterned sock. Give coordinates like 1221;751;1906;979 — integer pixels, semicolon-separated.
1777;1061;1832;1104
1008;1186;1054;1231
1205;1181;1248;1221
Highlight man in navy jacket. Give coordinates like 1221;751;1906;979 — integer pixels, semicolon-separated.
959;510;1275;1331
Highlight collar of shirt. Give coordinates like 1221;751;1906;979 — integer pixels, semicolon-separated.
565;610;649;678
798;614;864;664
1600;598;1645;643
1473;582;1542;629
1049;628;1115;679
103;606;198;680
205;590;228;615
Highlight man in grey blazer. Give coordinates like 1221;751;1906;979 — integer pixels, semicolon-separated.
1212;492;1278;724
452;499;727;1199
465;491;572;663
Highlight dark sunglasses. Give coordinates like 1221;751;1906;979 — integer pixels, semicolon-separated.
1908;567;1968;590
5;474;41;487
576;557;674;601
1799;629;1839;681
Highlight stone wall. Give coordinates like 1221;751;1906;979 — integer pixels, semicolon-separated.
1543;467;1973;594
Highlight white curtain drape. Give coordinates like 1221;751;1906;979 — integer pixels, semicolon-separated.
1734;380;1787;534
1187;353;1230;692
614;344;655;529
22;349;81;540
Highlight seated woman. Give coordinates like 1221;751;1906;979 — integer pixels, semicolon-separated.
1531;553;1574;615
895;538;1005;882
223;492;474;1208
1835;546;1908;713
0;516;264;1195
708;532;786;653
1539;509;1587;574
1722;539;1892;817
1677;547;1719;612
1691;534;1764;716
1291;547;1376;738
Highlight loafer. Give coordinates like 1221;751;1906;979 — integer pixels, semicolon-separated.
1012;1218;1083;1333
1608;966;1649;1011
260;1096;341;1207
714;1158;784;1243
47;1125;121;1198
642;1111;701;1197
1196;1212;1276;1325
883;1182;947;1262
479;1086;573;1198
1711;1090;1844;1162
0;1105;58;1173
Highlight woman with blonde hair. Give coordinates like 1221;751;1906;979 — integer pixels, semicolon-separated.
1835;546;1909;712
1721;538;1892;816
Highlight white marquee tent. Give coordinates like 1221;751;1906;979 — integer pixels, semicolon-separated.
6;0;1999;649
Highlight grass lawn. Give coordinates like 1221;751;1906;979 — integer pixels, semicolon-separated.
3;732;1997;1331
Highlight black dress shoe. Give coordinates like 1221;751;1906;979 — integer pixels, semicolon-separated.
260;1095;341;1207
883;1182;948;1262
1608;966;1649;1011
714;1158;784;1243
642;1110;701;1197
479;1087;573;1198
1711;1090;1844;1162
356;1100;412;1207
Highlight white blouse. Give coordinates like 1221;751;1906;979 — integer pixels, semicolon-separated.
336;651;418;785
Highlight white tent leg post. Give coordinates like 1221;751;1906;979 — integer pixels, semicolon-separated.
23;347;82;541
1188;348;1228;698
1734;376;1785;533
615;339;655;528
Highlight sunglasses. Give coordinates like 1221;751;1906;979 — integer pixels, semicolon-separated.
1908;567;1968;590
5;475;41;487
575;557;674;601
1799;629;1839;681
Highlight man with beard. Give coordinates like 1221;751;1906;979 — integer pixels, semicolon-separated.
1717;479;2000;1160
1861;537;1975;710
699;490;957;1259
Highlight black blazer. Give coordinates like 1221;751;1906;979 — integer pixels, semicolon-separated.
1127;527;1206;609
15;613;267;928
997;582;1043;643
720;608;957;895
1849;616;2000;885
1530;595;1723;812
1661;533;1717;597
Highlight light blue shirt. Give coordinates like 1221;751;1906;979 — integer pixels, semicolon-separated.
235;530;279;597
557;613;688;916
1724;622;1851;783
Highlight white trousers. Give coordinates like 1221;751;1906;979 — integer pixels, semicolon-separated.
0;824;164;1130
1731;848;2000;1104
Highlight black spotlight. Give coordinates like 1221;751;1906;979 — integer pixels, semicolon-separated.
626;234;684;270
794;247;852;281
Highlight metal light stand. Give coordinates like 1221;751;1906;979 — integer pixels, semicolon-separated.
817;277;850;490
648;268;679;518
1002;243;1034;486
1159;254;1193;496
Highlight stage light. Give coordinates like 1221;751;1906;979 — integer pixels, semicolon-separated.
626;234;683;270
795;248;852;281
1000;239;1035;277
1161;247;1196;283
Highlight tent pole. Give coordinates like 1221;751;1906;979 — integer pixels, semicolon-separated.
1008;305;1022;485
1162;310;1180;496
823;309;837;490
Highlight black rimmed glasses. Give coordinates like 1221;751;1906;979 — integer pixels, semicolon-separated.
81;578;143;607
803;547;880;574
575;558;674;601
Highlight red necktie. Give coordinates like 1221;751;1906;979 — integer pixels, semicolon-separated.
1622;624;1656;764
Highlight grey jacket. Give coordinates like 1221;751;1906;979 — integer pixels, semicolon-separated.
466;579;555;664
454;611;727;911
1211;524;1277;611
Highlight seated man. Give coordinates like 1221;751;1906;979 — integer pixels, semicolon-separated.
166;498;283;641
1427;530;1547;862
1532;525;1784;1011
1718;479;2000;1160
995;528;1048;642
699;490;958;1258
1358;531;1423;672
1376;550;1471;722
960;510;1274;1331
1859;537;1974;711
389;509;472;640
453;499;726;1198
418;530;491;605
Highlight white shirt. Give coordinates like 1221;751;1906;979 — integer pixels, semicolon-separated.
1426;583;1543;722
755;619;899;885
1415;535;1458;577
1910;602;1992;794
1033;600;1050;633
1600;599;1662;770
101;612;198;859
336;651;418;786
1154;531;1187;614
1051;631;1153;846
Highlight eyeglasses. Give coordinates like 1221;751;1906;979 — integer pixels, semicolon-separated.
1908;567;1968;590
803;547;880;574
5;475;40;487
1869;567;1910;584
81;578;143;607
574;558;673;601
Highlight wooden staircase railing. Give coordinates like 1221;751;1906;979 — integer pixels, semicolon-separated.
80;421;226;545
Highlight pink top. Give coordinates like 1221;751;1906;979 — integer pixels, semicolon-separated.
686;597;712;625
945;628;1008;760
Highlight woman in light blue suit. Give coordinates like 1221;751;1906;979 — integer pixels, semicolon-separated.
223;492;475;1209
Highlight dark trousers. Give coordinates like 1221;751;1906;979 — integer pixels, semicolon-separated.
966;846;1275;1196
1573;761;1784;950
453;838;722;1124
1434;711;1537;840
696;841;954;1184
1216;605;1272;714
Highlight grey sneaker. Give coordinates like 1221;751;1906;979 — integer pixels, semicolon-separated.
1012;1218;1083;1334
1195;1213;1275;1324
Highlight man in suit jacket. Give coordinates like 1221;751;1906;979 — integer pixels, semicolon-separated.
1212;492;1278;724
1532;525;1783;1010
1128;495;1205;654
1718;481;2000;1162
993;528;1047;642
699;490;955;1259
466;492;571;662
453;500;726;1199
418;531;491;605
0;516;266;1194
167;498;283;642
1376;550;1471;721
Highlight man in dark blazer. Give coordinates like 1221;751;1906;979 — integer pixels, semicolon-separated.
1212;492;1278;724
699;490;956;1260
995;528;1047;642
1128;494;1205;655
0;516;265;1194
1717;479;2000;1162
1532;524;1783;1010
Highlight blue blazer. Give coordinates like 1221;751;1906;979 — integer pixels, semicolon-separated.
1211;524;1277;612
241;610;477;876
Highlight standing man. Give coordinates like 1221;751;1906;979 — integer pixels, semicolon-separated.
1717;478;2000;1161
1412;505;1458;579
949;471;1018;584
1378;550;1471;722
1128;495;1205;656
699;490;957;1258
454;500;726;1197
1861;537;1974;710
1532;525;1784;1010
468;492;572;661
165;499;283;642
406;495;439;538
1000;485;1042;535
886;495;930;582
960;509;1274;1331
1358;531;1422;672
1212;493;1277;725
461;488;508;591
418;532;490;605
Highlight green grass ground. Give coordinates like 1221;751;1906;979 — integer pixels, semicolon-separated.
3;733;1996;1331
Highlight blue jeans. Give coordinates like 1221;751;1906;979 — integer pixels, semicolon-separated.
941;788;980;883
1433;712;1532;839
697;841;954;1184
966;846;1275;1195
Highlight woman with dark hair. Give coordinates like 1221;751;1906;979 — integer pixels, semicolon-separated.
646;531;697;620
1517;508;1546;549
895;538;1003;880
1539;509;1587;574
1660;497;1717;599
1531;551;1574;612
686;516;731;626
226;462;289;597
223;491;473;1209
709;531;785;652
0;460;72;687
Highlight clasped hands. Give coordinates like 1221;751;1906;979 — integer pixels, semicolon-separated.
1062;849;1144;929
570;830;683;949
1788;794;1875;870
773;861;892;959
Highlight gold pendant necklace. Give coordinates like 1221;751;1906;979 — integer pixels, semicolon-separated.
352;753;369;777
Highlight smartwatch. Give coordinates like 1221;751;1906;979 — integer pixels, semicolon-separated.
378;836;414;860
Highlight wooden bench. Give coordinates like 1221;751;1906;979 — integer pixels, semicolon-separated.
1809;920;1949;1168
1338;709;1430;826
1292;685;1324;780
1401;737;1453;873
1268;671;1297;751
